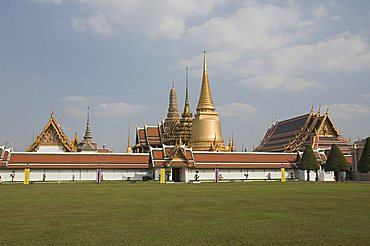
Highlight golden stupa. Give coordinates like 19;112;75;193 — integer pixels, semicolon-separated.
189;51;226;151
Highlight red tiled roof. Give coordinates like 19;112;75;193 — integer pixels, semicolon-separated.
8;153;149;169
146;127;160;137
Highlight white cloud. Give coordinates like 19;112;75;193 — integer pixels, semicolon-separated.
237;75;322;92
218;102;257;118
60;95;90;103
60;96;152;117
327;104;370;119
188;2;311;53
312;4;329;20
262;32;370;75
68;0;225;39
94;102;153;117
31;0;66;4
71;15;114;37
362;93;370;99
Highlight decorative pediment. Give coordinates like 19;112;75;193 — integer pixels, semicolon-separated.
27;113;75;152
317;114;340;137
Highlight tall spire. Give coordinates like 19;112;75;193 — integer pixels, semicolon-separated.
166;82;180;121
189;51;225;151
79;107;97;152
196;51;215;112
182;67;191;116
84;107;92;139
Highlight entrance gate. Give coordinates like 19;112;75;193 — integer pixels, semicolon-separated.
172;168;181;182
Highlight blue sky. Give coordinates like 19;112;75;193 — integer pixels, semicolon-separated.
1;0;370;152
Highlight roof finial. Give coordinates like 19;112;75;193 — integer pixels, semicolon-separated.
51;110;54;118
318;104;321;114
325;106;330;114
87;106;90;126
172;81;175;88
203;50;207;72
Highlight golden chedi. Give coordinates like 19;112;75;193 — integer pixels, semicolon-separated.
189;51;226;151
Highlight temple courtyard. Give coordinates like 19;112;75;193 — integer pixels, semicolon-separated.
1;182;370;245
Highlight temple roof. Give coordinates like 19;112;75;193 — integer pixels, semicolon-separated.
27;113;75;152
150;144;195;167
256;110;351;153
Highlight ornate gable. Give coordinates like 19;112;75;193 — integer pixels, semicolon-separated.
316;113;340;137
27;113;75;152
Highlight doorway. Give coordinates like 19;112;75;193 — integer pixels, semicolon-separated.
172;168;181;182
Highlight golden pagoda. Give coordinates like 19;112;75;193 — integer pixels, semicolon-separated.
162;82;180;145
189;51;226;151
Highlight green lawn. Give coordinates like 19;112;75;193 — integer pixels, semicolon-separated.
1;181;370;245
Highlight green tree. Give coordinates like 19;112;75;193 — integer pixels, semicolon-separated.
358;137;370;173
298;145;319;181
325;144;350;181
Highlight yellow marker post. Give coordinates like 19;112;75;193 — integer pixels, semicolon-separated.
24;167;30;185
160;168;165;184
281;166;286;183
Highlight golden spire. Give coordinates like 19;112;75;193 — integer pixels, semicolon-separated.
127;121;132;153
182;67;192;117
196;51;215;112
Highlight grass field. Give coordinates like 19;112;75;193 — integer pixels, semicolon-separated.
1;181;370;245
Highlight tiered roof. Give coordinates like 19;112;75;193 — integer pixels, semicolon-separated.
133;124;163;153
27;113;76;152
256;109;352;154
150;144;195;167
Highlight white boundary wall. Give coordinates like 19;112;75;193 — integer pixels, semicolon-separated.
0;169;152;182
151;167;298;183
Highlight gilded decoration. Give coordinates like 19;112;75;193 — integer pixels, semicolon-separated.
27;113;75;152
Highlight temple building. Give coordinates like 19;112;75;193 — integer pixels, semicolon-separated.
255;108;352;154
26;109;100;153
134;51;228;152
27;112;77;152
0;51;357;183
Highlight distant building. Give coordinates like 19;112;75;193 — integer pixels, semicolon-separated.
255;109;352;155
133;51;231;153
78;109;97;152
